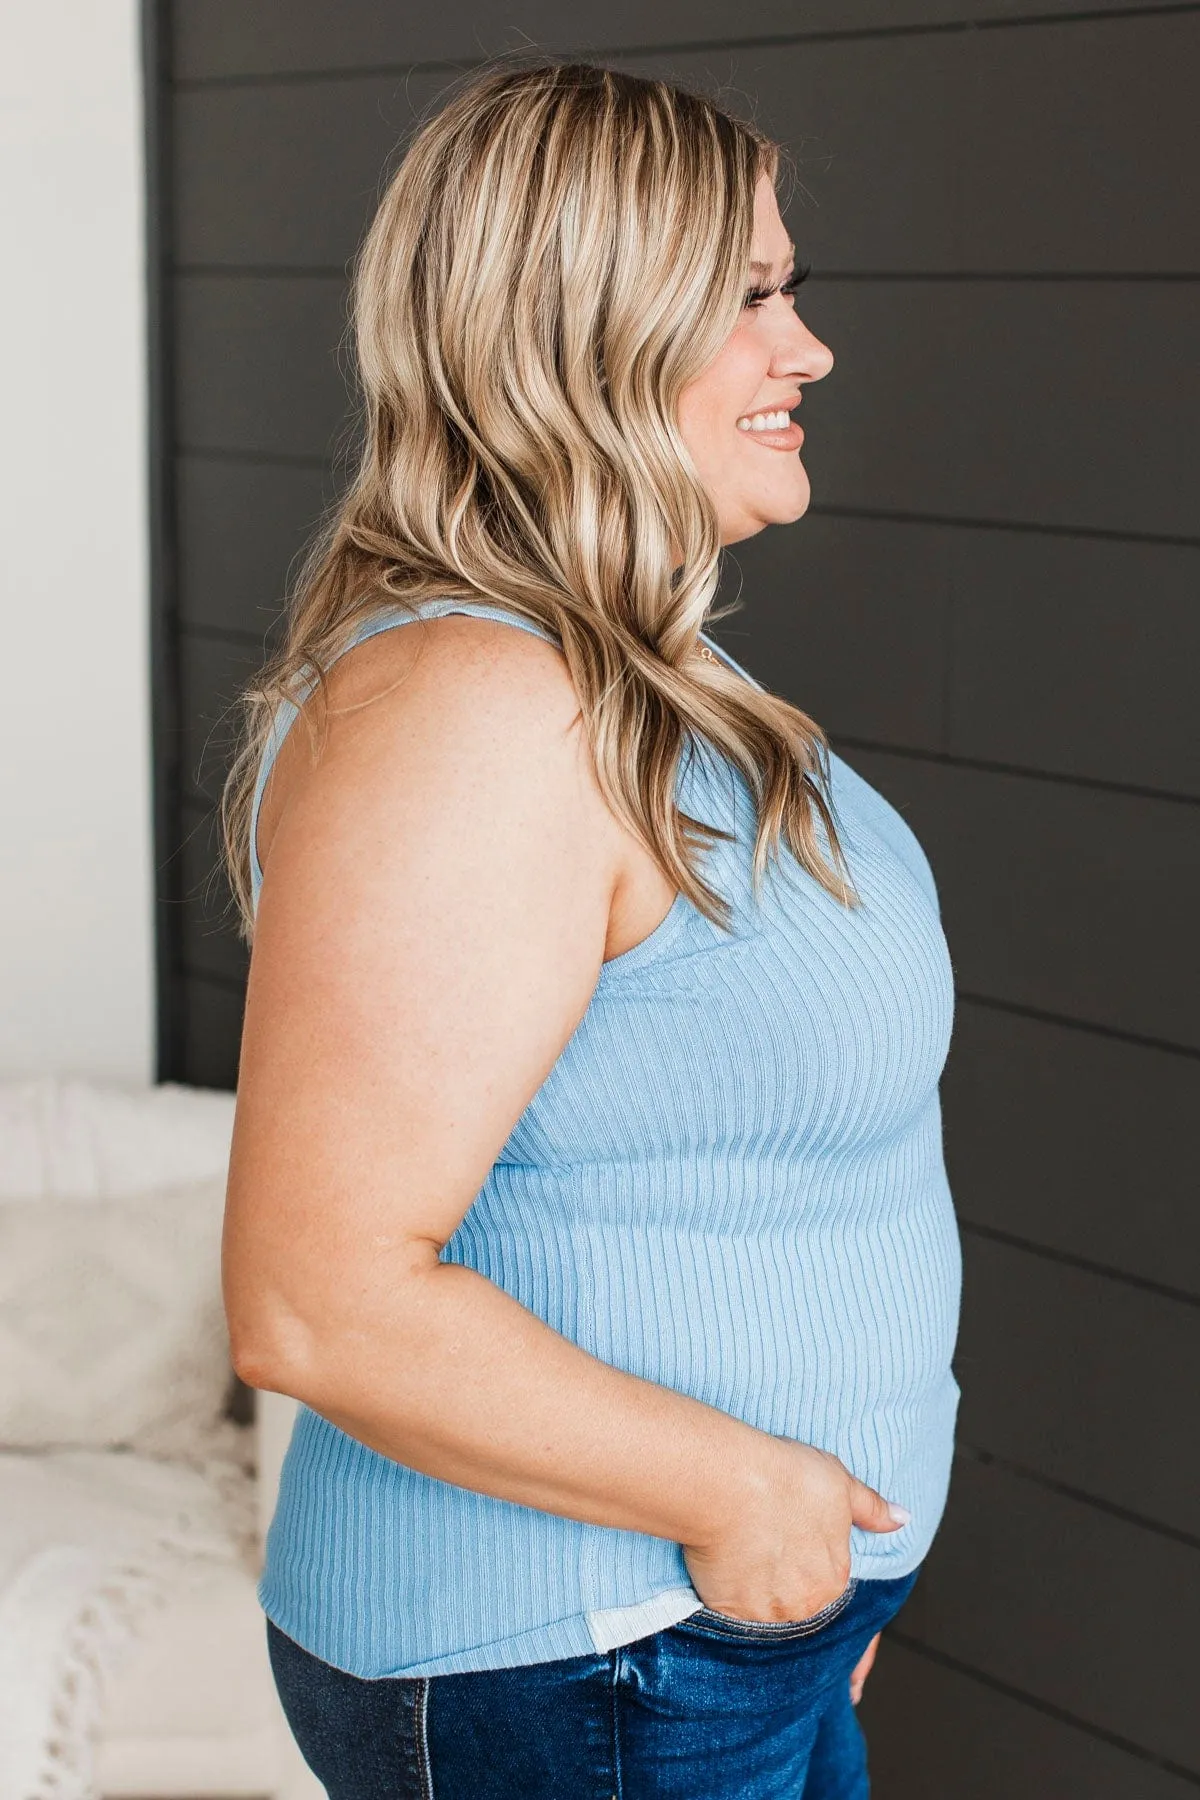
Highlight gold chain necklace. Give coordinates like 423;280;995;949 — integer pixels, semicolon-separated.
697;642;719;665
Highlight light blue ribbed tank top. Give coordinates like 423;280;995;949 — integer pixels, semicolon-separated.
251;596;962;1678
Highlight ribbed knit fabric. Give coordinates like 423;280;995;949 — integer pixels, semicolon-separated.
250;597;962;1679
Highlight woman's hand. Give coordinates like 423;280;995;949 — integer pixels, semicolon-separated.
681;1438;909;1624
850;1632;881;1704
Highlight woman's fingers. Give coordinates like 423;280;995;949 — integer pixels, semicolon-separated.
849;1631;881;1705
849;1476;911;1533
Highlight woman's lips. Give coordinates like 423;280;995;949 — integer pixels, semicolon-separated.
739;419;804;451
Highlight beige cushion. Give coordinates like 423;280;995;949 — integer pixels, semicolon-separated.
99;1557;275;1740
94;1559;281;1797
95;1558;327;1800
0;1178;231;1453
0;1078;236;1201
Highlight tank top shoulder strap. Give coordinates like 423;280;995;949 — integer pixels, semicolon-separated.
248;597;561;903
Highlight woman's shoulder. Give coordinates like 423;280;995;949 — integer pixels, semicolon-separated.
253;601;607;901
320;600;574;724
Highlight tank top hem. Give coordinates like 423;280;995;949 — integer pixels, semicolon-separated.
257;1538;934;1679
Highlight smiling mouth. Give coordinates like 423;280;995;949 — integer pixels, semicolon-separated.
735;406;804;451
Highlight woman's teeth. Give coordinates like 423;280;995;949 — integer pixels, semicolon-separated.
736;410;792;432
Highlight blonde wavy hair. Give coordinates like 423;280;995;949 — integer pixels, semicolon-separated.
220;59;858;940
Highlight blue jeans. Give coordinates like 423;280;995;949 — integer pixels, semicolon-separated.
266;1566;920;1797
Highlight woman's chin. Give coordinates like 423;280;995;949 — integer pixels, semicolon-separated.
717;473;812;544
765;470;813;527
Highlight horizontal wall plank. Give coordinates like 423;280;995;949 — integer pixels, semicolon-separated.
177;968;243;1091
179;795;250;988
173;274;353;458
177;454;334;637
844;750;1200;1048
943;1002;1200;1299
172;0;1182;82
953;10;1200;272
946;529;1200;797
174;15;1199;275
714;513;951;753
955;1233;1200;1535
796;279;1197;541
723;517;1200;797
173;72;448;268
902;1456;1200;1772
179;628;262;802
861;1638;1200;1799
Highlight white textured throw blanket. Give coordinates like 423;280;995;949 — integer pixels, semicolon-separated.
0;1076;252;1800
0;1431;256;1800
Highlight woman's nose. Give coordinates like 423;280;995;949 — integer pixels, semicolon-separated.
774;315;834;384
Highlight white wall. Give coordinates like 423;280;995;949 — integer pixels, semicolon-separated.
0;1;154;1081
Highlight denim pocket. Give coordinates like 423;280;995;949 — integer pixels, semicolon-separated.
683;1577;859;1643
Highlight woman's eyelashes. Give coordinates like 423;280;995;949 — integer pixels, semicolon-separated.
742;263;812;310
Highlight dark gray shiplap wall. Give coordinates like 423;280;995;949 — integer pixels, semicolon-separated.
148;3;1199;1791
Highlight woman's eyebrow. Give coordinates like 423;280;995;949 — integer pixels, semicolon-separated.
748;244;797;283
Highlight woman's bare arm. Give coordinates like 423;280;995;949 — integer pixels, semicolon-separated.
223;616;777;1550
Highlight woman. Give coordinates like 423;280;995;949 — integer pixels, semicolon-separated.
221;60;961;1799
